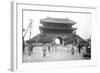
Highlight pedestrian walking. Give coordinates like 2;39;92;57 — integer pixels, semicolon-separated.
48;46;51;53
28;44;33;56
42;43;46;57
71;47;74;55
78;44;81;54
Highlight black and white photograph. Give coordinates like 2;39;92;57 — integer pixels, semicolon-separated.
22;9;91;63
10;1;97;71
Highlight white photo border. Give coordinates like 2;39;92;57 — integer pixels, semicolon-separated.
11;1;97;71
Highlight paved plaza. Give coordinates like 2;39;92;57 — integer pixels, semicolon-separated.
23;46;85;63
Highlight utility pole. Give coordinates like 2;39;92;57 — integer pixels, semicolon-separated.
29;21;32;40
23;19;33;39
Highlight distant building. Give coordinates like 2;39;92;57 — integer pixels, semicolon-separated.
39;17;77;45
26;17;86;45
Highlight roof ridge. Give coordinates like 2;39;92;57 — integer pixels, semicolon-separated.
40;17;77;24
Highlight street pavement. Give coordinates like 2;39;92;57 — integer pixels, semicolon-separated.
23;46;85;63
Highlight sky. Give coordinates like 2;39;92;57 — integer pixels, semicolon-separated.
23;10;91;41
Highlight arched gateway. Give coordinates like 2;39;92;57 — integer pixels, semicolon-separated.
39;17;77;45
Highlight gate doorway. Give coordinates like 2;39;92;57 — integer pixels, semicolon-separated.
55;37;63;45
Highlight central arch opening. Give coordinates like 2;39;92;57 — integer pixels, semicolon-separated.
55;37;62;45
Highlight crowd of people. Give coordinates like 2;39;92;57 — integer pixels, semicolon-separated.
23;40;91;59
